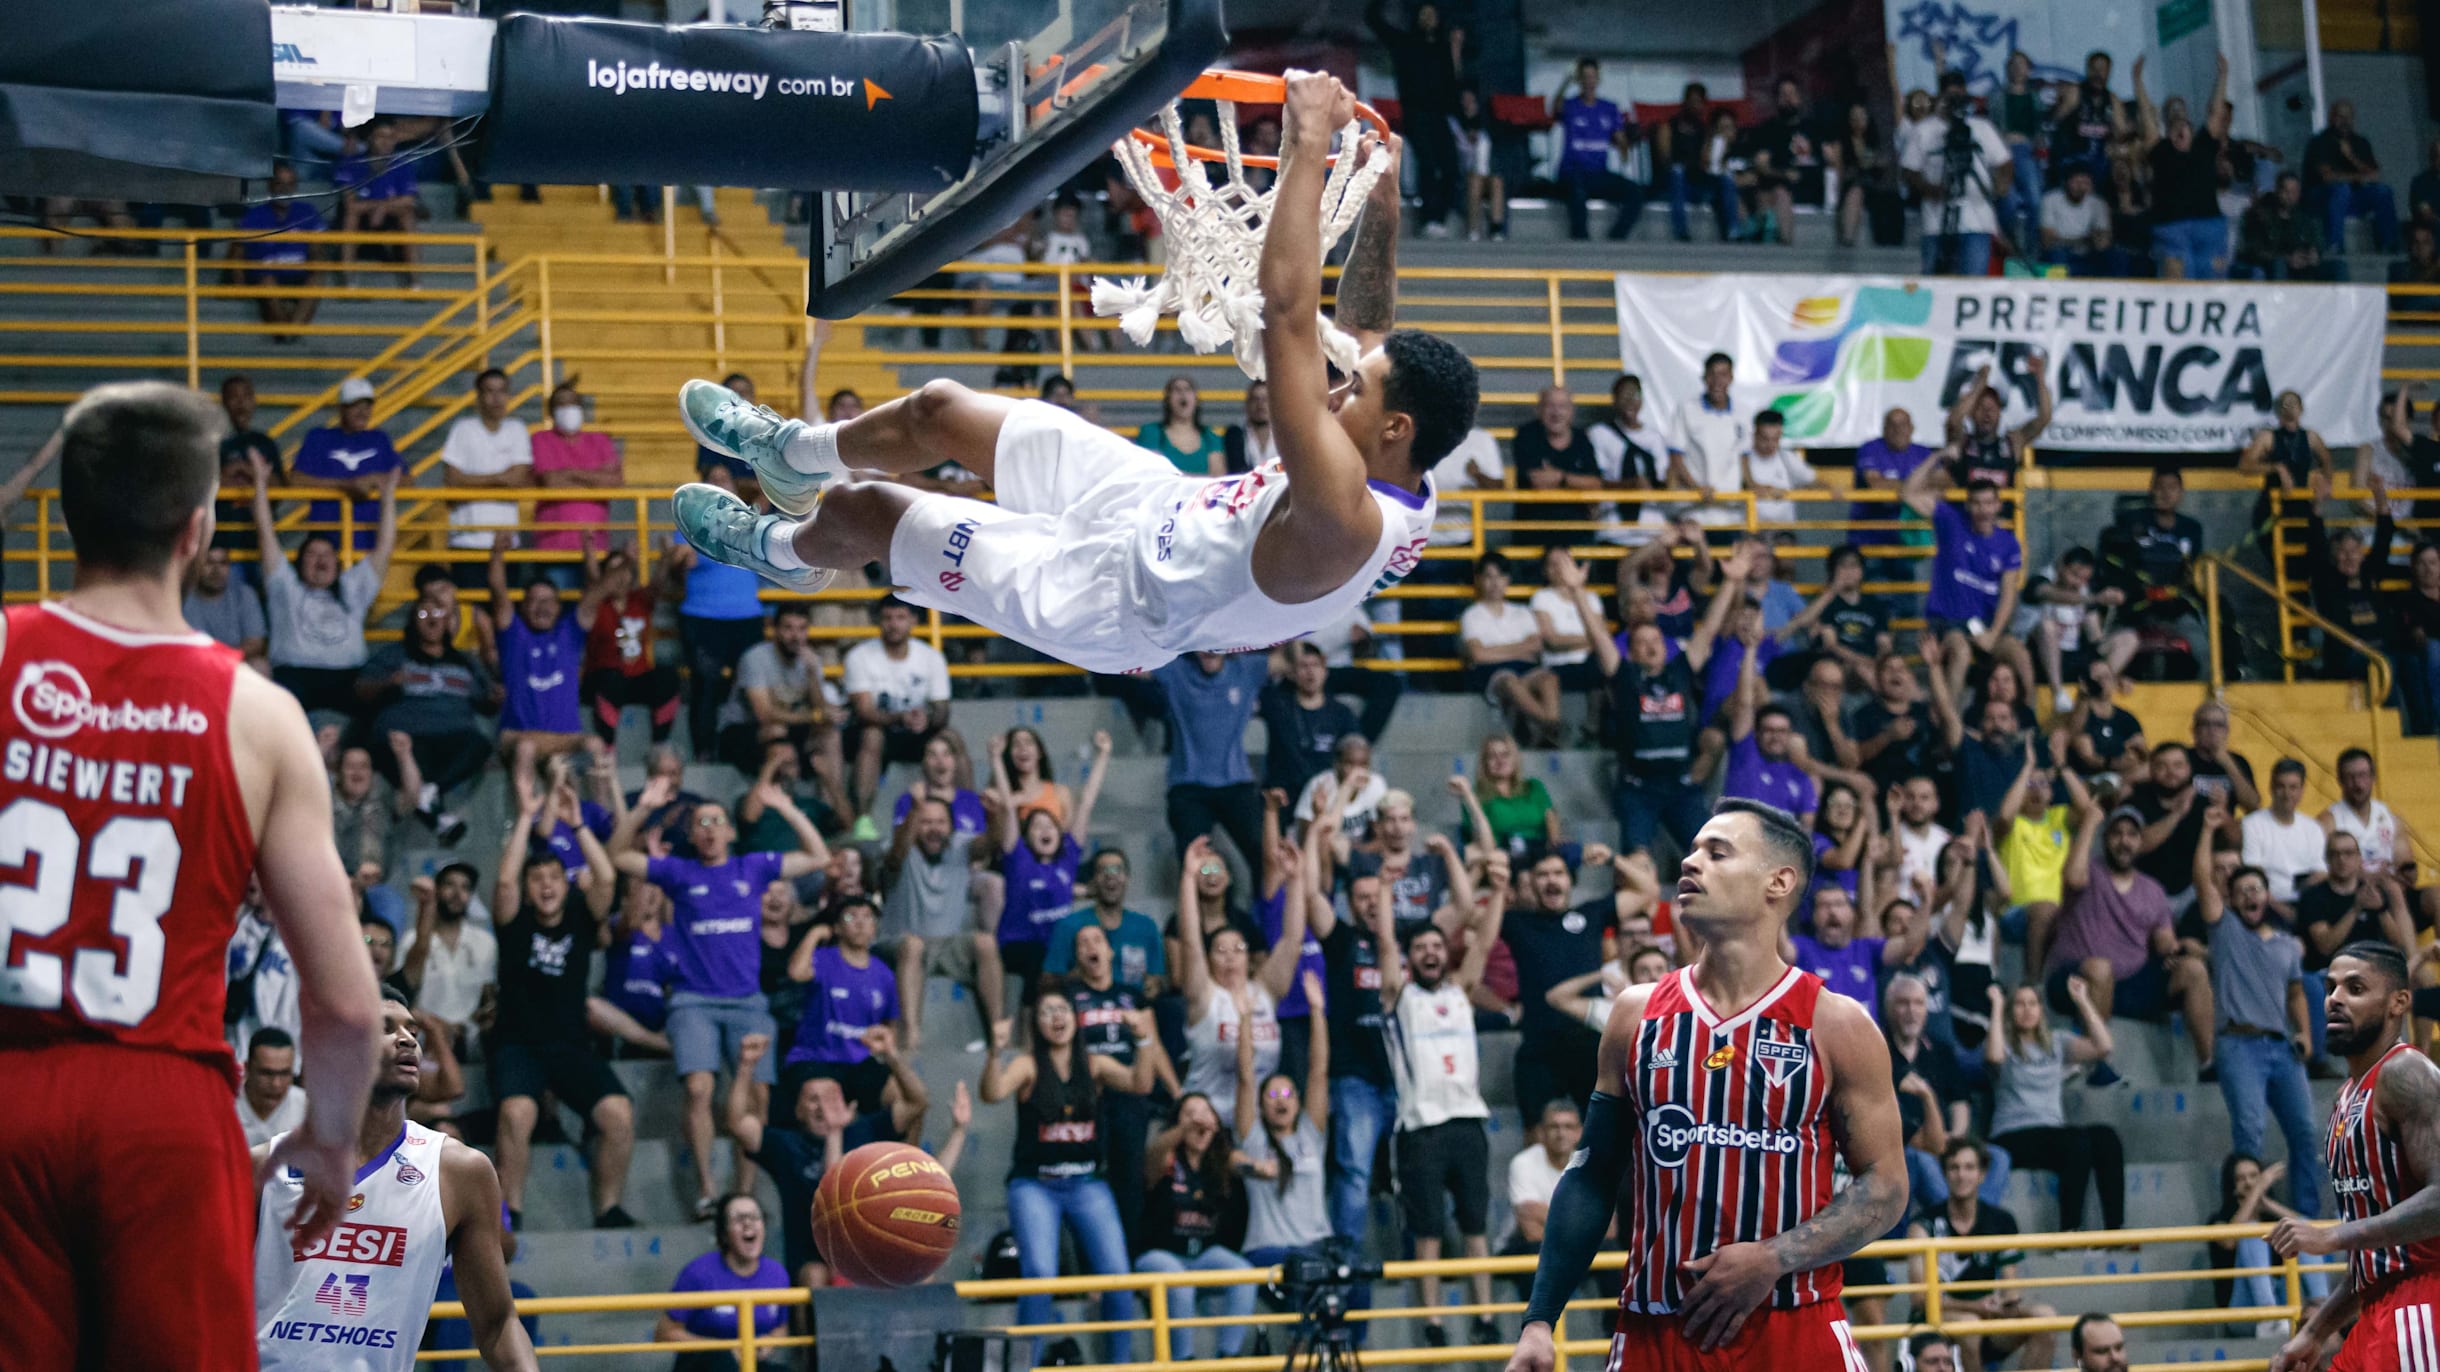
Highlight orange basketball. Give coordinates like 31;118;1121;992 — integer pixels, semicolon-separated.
811;1140;962;1288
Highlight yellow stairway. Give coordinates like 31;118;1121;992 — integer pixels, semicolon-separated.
470;186;892;490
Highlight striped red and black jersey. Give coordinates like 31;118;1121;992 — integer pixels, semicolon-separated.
1618;965;1840;1314
2329;1041;2440;1291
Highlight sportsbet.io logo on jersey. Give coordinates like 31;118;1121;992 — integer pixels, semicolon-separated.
11;660;208;740
1644;1102;1805;1169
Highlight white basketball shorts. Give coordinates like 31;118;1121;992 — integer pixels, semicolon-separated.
887;400;1179;675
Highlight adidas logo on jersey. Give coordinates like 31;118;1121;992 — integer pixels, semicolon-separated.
12;660;208;740
1647;1049;1679;1070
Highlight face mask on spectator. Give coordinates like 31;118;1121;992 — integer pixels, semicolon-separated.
553;404;584;434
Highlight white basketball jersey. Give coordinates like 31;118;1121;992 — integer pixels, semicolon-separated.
256;1123;451;1372
1126;460;1433;658
1389;979;1488;1130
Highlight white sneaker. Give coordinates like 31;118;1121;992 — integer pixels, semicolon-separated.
670;483;835;594
677;379;840;517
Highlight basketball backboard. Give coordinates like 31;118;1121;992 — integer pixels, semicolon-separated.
808;0;1225;319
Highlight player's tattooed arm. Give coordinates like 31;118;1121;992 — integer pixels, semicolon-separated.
2313;1050;2440;1254
1769;996;1912;1274
1334;136;1403;343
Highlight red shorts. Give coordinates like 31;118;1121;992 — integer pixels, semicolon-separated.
0;1042;256;1372
1605;1301;1870;1372
2337;1269;2440;1372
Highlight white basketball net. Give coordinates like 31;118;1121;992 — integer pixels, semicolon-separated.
1091;98;1390;380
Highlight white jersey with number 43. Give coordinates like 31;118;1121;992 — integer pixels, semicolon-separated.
256;1124;450;1372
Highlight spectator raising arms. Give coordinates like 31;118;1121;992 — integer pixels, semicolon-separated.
2134;54;2235;279
1176;834;1310;1130
252;452;396;720
1986;980;2127;1234
1234;975;1336;1271
1136;1089;1259;1361
990;730;1112;986
981;995;1156;1362
1901;447;2033;706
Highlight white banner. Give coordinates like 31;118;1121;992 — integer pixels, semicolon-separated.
1612;273;2386;454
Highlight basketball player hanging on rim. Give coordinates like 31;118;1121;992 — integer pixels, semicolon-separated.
1504;799;1910;1372
668;71;1479;675
0;382;385;1371
2267;940;2440;1372
255;998;537;1371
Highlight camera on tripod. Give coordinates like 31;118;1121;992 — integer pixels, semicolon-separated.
1275;1237;1384;1357
1278;1240;1385;1298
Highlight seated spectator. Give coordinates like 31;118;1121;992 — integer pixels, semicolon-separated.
2243;758;2326;916
2127;743;2217;913
1136;1092;1259;1360
1549;58;1644;240
1853;652;1945;793
2323;747;2402;875
1542;934;1670;1031
718;605;840;787
2306;98;2400;254
1985;980;2127;1233
531;381;624;568
1501;1097;1580;1274
290;378;403;551
1889;773;1954;897
778;894;903;1109
2396;537;2440;736
981;994;1154;1362
213;376;281;585
1153;650;1272;872
1294;734;1386;844
439;368;533;584
2210;1153;2322;1319
2391;220;2440;285
2104;465;2209;654
1787;885;1904;1013
1656;82;1743;241
1742;409;1820;529
1460;553;1565;744
654;1195;790;1365
236;1027;307;1147
1585;374;1666;544
1901;456;2034;705
2041;165;2129;276
357;598;499;842
2024;547;2135;710
2045;798;2216;1084
2303;474;2397;682
597;883;676;1057
414;561;500;676
1222;378;1276;474
1136;374;1224;475
844;596;953;813
611;775;829;1217
335;121;423;269
1514;387;1604;535
1905;1140;2057;1372
185;546;267;670
228;162;324;336
490;776;637;1229
1530;547;1601;694
2065;659;2147;781
2238;172;2344;280
1777;545;1890;689
1850;407;1935;592
1663;353;1751;531
2187;701;2260;810
331;742;410;878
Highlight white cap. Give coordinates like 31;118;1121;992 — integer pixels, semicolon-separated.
338;377;375;404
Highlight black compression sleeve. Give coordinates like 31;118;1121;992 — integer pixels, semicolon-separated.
1522;1090;1627;1329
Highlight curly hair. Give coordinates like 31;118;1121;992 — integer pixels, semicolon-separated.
1381;329;1480;472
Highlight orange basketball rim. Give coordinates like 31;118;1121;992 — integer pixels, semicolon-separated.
1128;70;1391;171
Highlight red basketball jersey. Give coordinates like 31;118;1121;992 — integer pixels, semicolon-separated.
1619;964;1840;1315
0;602;256;1083
2331;1042;2440;1292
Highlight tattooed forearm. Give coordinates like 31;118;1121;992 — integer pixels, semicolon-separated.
1765;1162;1908;1275
1333;187;1399;335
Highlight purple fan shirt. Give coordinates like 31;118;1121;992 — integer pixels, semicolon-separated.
647;851;784;998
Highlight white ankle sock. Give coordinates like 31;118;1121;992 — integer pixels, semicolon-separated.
761;518;809;570
782;422;839;476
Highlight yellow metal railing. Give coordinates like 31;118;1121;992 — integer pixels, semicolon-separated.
423;1225;2331;1369
417;1286;810;1367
